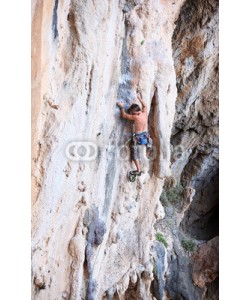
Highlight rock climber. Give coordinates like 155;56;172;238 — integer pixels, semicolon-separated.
117;93;152;181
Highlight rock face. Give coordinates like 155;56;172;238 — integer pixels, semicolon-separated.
154;0;219;299
31;0;219;299
192;236;219;289
172;0;219;242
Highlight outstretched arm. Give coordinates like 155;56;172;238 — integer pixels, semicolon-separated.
137;93;147;113
117;101;137;121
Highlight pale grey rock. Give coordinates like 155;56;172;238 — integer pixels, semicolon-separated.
32;0;218;299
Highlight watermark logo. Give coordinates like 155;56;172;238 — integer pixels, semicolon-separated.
65;141;166;162
66;142;98;161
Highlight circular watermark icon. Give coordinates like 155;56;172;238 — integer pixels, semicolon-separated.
66;142;98;161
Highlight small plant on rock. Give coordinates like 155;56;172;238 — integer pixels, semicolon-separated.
153;260;157;275
160;183;184;206
155;232;168;248
181;239;196;252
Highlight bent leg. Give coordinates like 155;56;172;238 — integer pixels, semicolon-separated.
133;159;141;172
130;142;141;172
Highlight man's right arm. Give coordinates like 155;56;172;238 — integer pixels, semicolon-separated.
137;93;147;113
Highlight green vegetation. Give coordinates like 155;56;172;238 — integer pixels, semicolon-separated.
160;183;184;206
181;239;196;252
153;260;157;274
141;40;145;45
155;232;168;248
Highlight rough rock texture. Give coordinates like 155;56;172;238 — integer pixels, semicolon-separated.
32;0;219;299
192;236;219;289
154;0;219;299
172;0;219;236
32;1;185;299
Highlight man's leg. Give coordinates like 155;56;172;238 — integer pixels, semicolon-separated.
133;159;141;172
130;142;141;174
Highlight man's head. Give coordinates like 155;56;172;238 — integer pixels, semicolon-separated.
128;104;141;115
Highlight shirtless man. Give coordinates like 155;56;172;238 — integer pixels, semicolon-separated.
117;93;150;176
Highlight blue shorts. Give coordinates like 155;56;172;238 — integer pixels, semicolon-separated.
130;131;150;161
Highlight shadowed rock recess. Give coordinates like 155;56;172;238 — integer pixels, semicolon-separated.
32;0;218;299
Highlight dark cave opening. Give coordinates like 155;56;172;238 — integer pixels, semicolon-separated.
181;171;219;241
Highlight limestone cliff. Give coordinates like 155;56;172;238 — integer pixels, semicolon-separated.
155;0;219;299
32;0;219;299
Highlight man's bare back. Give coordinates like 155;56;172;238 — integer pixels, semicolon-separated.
132;111;148;132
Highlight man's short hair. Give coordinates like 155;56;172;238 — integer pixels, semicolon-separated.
128;104;141;114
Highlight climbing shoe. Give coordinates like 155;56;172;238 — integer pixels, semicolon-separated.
130;171;142;176
127;171;142;182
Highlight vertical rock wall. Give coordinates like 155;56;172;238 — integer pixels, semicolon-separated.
154;0;219;299
172;0;219;256
31;1;185;299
